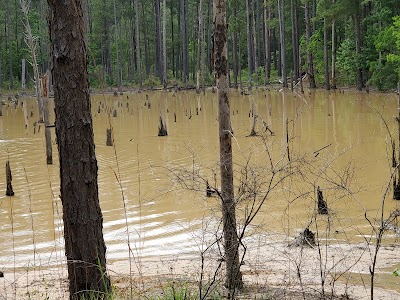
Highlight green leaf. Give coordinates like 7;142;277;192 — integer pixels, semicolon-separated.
392;268;400;276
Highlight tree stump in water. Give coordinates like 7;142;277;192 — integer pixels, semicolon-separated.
291;228;316;247
394;180;400;200
106;128;113;146
158;116;168;136
6;161;14;196
317;186;328;214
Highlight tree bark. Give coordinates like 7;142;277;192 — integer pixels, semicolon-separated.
291;0;300;81
113;0;122;92
331;10;336;89
162;0;167;89
181;0;189;83
323;18;330;90
264;2;271;84
47;1;111;298
6;0;13;89
42;71;52;165
196;0;204;93
134;0;142;89
305;0;316;88
245;0;253;89
213;0;243;297
232;5;238;88
155;0;162;80
354;2;363;91
278;0;287;88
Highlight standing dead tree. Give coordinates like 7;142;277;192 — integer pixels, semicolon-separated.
20;0;44;123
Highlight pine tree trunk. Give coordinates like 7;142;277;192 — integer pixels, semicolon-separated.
305;0;316;88
141;1;151;78
196;0;204;93
213;0;243;297
162;0;167;89
354;3;363;91
207;0;212;76
134;0;142;89
170;0;175;78
113;0;121;92
331;15;336;89
6;0;13;89
278;0;287;88
181;0;189;83
232;4;239;88
47;1;111;298
245;0;253;89
323;18;330;90
155;0;162;80
291;0;300;81
264;3;271;84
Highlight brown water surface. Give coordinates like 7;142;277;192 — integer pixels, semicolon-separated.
0;89;399;290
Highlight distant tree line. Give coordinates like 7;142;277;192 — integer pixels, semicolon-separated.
0;0;400;91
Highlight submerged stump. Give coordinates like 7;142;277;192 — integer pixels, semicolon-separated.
106;128;113;146
6;161;14;196
317;186;328;214
291;228;316;247
158;116;168;136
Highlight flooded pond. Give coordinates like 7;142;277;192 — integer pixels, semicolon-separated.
0;89;399;295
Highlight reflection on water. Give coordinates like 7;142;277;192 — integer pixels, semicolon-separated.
0;90;399;279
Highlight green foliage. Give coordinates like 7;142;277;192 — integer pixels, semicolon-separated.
393;268;400;277
336;38;357;86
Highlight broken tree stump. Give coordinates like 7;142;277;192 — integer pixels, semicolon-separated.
6;161;14;196
317;186;328;214
158;116;168;136
106;128;113;146
290;228;316;247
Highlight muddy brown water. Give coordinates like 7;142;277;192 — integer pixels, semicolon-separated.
0;89;399;292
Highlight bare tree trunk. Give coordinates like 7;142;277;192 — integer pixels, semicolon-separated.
155;0;162;80
113;0;122;92
47;1;111;298
264;2;271;84
323;18;330;90
252;0;258;83
141;0;151;78
232;6;238;88
6;0;13;89
245;0;253;90
42;71;52;165
278;0;287;88
162;0;167;89
305;0;316;88
134;0;142;89
213;0;243;297
20;0;44;123
331;11;336;89
354;2;363;91
207;0;212;75
181;0;189;83
22;58;26;90
291;0;300;81
196;0;204;93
